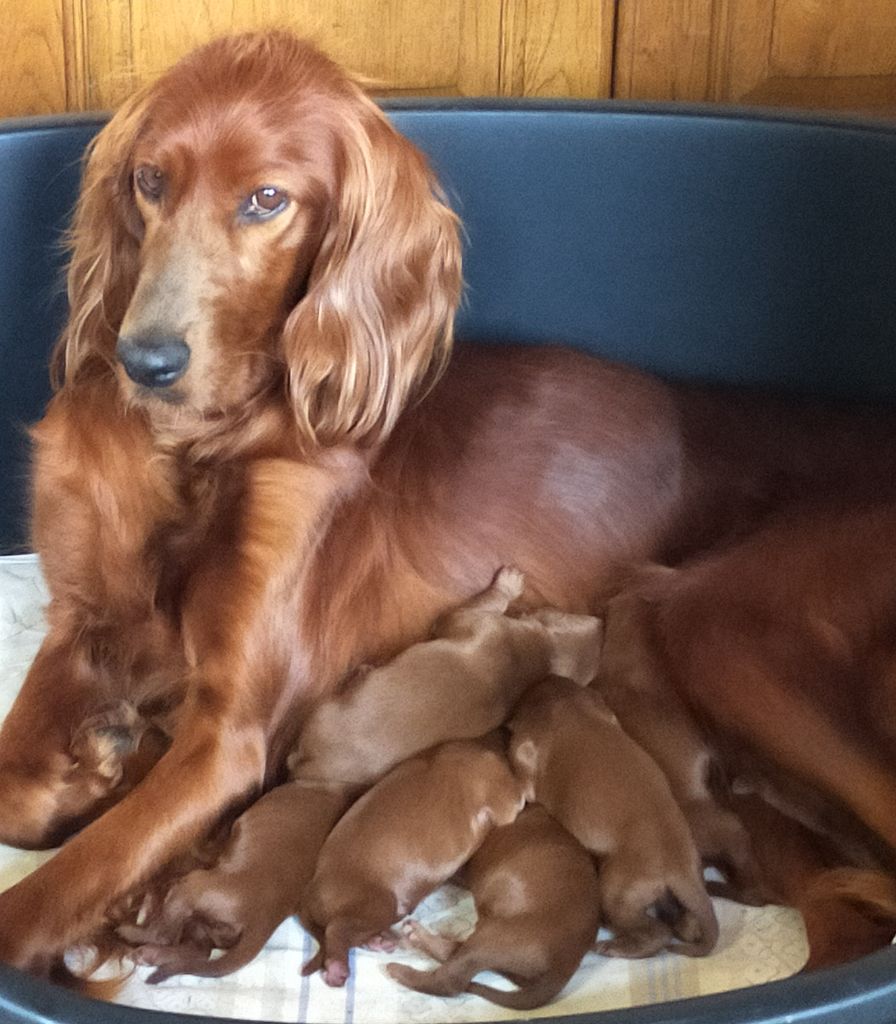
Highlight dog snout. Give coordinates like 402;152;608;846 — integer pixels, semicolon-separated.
116;333;191;388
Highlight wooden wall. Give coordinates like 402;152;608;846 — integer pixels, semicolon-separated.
3;0;895;119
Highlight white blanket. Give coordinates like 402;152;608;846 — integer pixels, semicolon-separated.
0;554;808;1022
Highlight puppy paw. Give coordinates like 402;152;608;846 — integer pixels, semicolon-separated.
399;920;457;961
384;961;418;986
133;944;182;983
494;566;526;600
363;931;398;953
593;933;666;959
322;957;350;987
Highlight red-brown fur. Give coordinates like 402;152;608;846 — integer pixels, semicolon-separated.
507;677;719;958
290;566;602;786
728;793;896;972
624;501;896;869
595;576;768;905
2;29;896;971
116;780;355;982
299;736;524;986
386;805;602;1009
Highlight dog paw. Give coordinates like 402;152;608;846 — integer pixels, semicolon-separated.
323;957;350;987
384;961;416;985
494;566;526;600
363;931;398;953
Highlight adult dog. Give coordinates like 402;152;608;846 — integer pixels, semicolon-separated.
0;30;895;970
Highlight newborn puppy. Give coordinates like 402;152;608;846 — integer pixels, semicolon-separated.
290;566;602;786
301;736;525;987
595;573;768;905
118;780;354;982
386;805;601;1009
508;677;718;958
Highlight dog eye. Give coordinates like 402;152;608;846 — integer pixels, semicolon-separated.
241;187;289;220
134;164;165;202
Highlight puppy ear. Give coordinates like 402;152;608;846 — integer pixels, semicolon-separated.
51;85;153;389
282;91;462;447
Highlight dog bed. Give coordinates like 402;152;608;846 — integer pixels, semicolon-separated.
1;104;896;1024
0;553;808;1021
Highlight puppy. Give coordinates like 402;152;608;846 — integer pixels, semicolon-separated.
508;677;718;958
386;805;601;1009
290;567;602;787
301;735;524;986
595;573;768;904
117;780;354;982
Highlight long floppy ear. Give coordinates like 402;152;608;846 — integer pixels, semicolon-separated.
50;86;153;390
282;91;463;447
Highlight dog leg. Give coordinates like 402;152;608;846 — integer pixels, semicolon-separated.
400;919;459;962
0;456;365;970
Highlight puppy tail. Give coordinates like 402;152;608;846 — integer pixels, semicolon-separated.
806;868;896;922
48;950;134;1001
466;973;570;1010
143;921;281;982
387;957;569;1010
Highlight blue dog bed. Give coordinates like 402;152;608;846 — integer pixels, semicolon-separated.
0;102;895;1023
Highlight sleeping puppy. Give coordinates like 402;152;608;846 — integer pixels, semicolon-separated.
507;677;718;958
289;566;602;787
595;572;768;905
386;805;601;1009
301;735;524;987
117;780;355;982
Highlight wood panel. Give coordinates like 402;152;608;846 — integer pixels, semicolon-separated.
616;0;896;117
0;0;69;116
4;2;896;119
84;0;499;108
613;0;715;101
500;0;615;97
0;0;618;118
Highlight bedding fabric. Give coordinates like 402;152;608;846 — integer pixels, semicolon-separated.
0;554;808;1022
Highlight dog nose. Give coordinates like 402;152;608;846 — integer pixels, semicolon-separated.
116;334;190;388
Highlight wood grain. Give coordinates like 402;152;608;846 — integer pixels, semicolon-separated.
614;0;714;101
616;0;896;117
1;2;895;119
500;0;615;97
0;0;68;116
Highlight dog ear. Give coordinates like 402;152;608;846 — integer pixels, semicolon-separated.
51;85;154;390
281;91;462;448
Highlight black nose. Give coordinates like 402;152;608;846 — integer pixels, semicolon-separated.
116;334;190;388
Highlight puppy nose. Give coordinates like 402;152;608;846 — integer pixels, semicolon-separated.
116;334;190;388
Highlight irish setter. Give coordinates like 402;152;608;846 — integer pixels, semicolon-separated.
1;29;896;973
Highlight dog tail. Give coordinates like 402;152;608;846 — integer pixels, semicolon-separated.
806;868;896;922
465;973;571;1010
143;918;284;982
387;951;572;1010
48;948;134;1000
663;879;719;957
